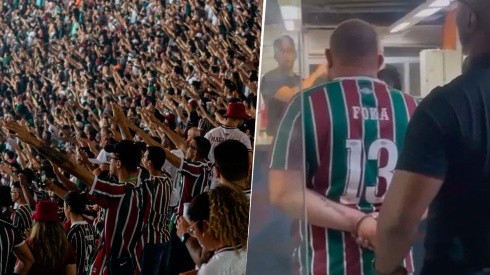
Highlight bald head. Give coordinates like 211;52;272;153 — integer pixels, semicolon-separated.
329;19;380;66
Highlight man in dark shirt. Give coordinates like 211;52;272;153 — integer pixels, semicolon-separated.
376;1;490;274
261;35;327;137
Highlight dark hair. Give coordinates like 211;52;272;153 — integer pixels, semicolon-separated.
273;35;295;56
378;65;402;91
214;140;248;182
194;136;211;159
0;186;13;208
146;146;166;170
64;190;86;215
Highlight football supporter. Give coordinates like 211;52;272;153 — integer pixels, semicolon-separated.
183;185;249;275
10;181;33;237
140;146;172;275
376;1;490;274
63;190;96;275
269;19;418;274
0;218;34;275
28;201;77;275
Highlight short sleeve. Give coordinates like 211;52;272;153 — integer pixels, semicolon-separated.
396;105;448;179
241;134;252;151
198;259;222;275
270;94;303;170
88;177;126;208
66;244;77;265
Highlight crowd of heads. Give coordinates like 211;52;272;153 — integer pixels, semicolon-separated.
0;0;259;274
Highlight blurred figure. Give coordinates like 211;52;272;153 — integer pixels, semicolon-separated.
377;1;490;274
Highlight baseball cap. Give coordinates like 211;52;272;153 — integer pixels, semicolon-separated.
88;149;110;165
104;140;142;169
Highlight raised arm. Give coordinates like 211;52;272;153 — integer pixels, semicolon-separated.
5;122;95;187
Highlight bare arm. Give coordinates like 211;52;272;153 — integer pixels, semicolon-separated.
65;264;77;275
13;242;35;275
126;117;183;168
269;170;366;233
375;170;442;274
5;122;95;187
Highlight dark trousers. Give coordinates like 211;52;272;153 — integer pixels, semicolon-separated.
160;227;195;275
141;242;168;275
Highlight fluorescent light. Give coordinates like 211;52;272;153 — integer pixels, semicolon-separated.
390;22;411;33
284;20;295;31
280;6;300;20
414;7;442;17
429;0;451;7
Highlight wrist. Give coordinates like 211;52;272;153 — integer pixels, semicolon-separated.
354;213;376;235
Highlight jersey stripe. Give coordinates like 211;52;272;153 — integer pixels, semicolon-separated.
326;81;349;199
391;91;411;148
327;230;345;275
311;225;326;274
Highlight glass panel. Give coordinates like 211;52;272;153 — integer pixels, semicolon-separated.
247;0;307;274
410;62;421;98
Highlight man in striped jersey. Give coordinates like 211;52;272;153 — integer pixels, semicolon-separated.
0;123;152;275
125;114;213;275
0;218;34;274
141;146;172;275
269;19;418;275
64;190;96;275
10;182;32;237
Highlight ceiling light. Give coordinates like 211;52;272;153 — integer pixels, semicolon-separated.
280;6;300;20
429;0;451;8
414;7;442;17
390;22;411;33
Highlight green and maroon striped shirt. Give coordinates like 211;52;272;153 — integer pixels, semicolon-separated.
271;77;418;275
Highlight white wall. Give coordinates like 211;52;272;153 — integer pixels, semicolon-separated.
260;25;444;77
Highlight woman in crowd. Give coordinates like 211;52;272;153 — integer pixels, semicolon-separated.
184;185;249;275
27;200;77;275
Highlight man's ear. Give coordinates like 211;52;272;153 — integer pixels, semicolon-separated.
377;55;385;71
325;49;333;69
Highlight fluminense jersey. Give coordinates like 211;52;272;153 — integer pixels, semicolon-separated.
0;219;23;275
67;221;96;275
88;168;151;275
271;77;418;275
11;204;32;235
176;159;213;217
144;174;172;244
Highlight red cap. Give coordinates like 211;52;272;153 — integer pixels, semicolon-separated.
188;99;198;109
32;201;60;222
224;103;248;120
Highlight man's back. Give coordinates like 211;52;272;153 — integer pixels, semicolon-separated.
271;77;418;274
396;55;490;273
303;77;417;210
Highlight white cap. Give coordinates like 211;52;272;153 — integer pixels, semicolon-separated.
88;149;110;165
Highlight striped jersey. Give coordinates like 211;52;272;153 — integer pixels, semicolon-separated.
0;219;24;275
176;159;213;216
67;221;96;275
271;77;418;275
88;169;151;275
11;204;32;235
144;174;172;244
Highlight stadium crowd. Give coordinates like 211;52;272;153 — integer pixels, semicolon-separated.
0;0;260;274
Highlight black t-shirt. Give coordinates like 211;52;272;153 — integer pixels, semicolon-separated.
260;68;301;137
396;55;490;274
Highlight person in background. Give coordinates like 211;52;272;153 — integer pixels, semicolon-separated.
141;146;172;275
10;181;33;237
376;1;490;274
0;217;35;275
377;64;403;91
64;191;96;275
28;201;77;275
182;185;249;275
